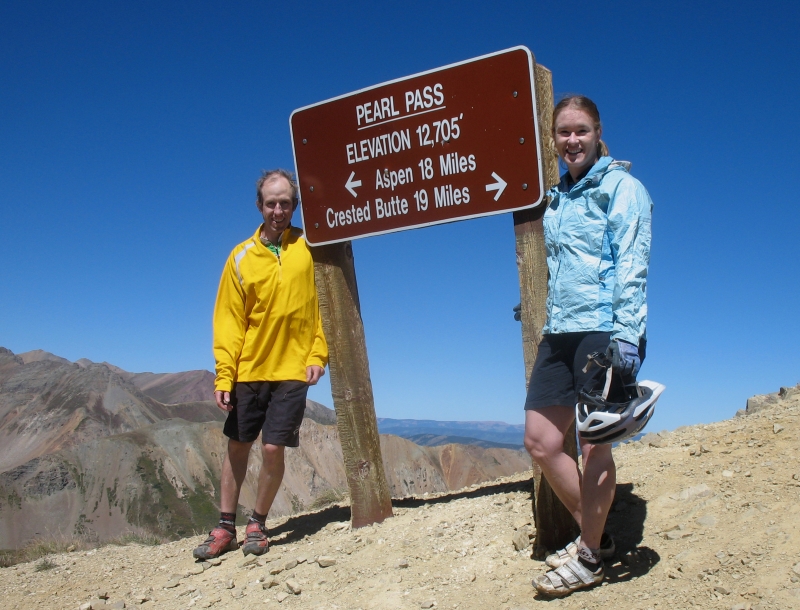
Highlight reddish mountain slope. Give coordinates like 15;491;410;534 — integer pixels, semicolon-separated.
0;349;221;472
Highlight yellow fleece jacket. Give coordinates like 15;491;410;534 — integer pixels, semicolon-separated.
213;225;328;391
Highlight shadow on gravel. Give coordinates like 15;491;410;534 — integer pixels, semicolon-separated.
268;504;352;546
267;477;533;547
604;545;660;583
599;482;659;584
531;481;659;597
393;476;533;509
605;482;649;557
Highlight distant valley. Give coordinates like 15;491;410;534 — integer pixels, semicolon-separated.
0;348;530;549
377;418;525;448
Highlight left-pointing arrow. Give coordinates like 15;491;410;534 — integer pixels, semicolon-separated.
485;172;507;201
345;171;362;198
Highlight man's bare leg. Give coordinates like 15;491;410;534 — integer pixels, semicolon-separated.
239;443;286;556
254;443;285;516
193;438;253;559
220;438;254;513
219;441;287;516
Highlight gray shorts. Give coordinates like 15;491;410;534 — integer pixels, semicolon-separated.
525;332;646;410
223;380;308;447
524;332;611;410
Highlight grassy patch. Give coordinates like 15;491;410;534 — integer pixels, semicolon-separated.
106;478;119;507
73;513;96;539
107;531;167;546
310;488;348;511
290;493;305;513
6;489;22;510
34;558;57;571
0;550;16;568
0;535;88;567
23;538;84;561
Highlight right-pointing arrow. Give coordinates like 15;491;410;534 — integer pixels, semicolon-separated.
485;172;507;201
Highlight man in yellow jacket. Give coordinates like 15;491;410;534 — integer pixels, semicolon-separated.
194;169;328;560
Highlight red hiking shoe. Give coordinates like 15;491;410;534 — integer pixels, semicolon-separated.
241;520;269;556
193;527;238;560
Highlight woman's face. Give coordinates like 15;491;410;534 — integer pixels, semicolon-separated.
553;107;602;180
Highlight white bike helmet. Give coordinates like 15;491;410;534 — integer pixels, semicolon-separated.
575;352;666;445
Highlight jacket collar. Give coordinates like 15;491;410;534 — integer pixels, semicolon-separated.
252;224;303;245
553;156;630;195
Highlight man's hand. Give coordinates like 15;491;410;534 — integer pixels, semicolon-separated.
306;365;325;386
215;390;233;412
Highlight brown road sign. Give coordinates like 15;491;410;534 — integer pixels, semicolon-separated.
290;46;544;246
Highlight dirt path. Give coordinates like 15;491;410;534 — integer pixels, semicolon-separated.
3;388;799;610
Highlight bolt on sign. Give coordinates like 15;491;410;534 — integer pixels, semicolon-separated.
290;46;544;246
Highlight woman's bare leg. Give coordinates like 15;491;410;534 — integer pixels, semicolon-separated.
578;440;615;549
524;406;583;526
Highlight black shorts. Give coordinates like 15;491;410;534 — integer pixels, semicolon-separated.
525;332;645;410
223;380;308;447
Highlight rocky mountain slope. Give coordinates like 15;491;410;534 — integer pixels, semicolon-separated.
0;348;529;550
2;383;799;610
0;348;221;473
18;350;217;405
113;370;216;405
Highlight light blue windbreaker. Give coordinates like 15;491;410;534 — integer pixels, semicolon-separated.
541;156;652;346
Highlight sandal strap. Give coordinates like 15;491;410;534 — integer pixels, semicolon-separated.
545;535;581;568
555;541;578;560
551;557;600;587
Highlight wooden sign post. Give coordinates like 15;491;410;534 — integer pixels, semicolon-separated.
311;241;393;527
512;65;580;557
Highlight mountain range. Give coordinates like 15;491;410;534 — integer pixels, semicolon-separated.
377;418;525;448
0;347;531;549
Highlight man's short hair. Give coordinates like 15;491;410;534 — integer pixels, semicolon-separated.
256;169;299;211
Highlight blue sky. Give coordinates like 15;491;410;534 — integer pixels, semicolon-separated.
1;1;798;432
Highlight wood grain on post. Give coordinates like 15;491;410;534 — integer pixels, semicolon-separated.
513;63;580;557
311;241;393;528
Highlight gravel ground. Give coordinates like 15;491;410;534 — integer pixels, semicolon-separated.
3;388;799;610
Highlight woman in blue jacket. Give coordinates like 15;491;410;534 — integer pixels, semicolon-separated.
524;95;653;597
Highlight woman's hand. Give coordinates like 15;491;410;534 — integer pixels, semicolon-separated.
606;340;641;378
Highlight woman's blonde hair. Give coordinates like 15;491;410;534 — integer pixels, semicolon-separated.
553;95;609;157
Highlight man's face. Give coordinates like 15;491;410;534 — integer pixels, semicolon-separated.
259;176;295;241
